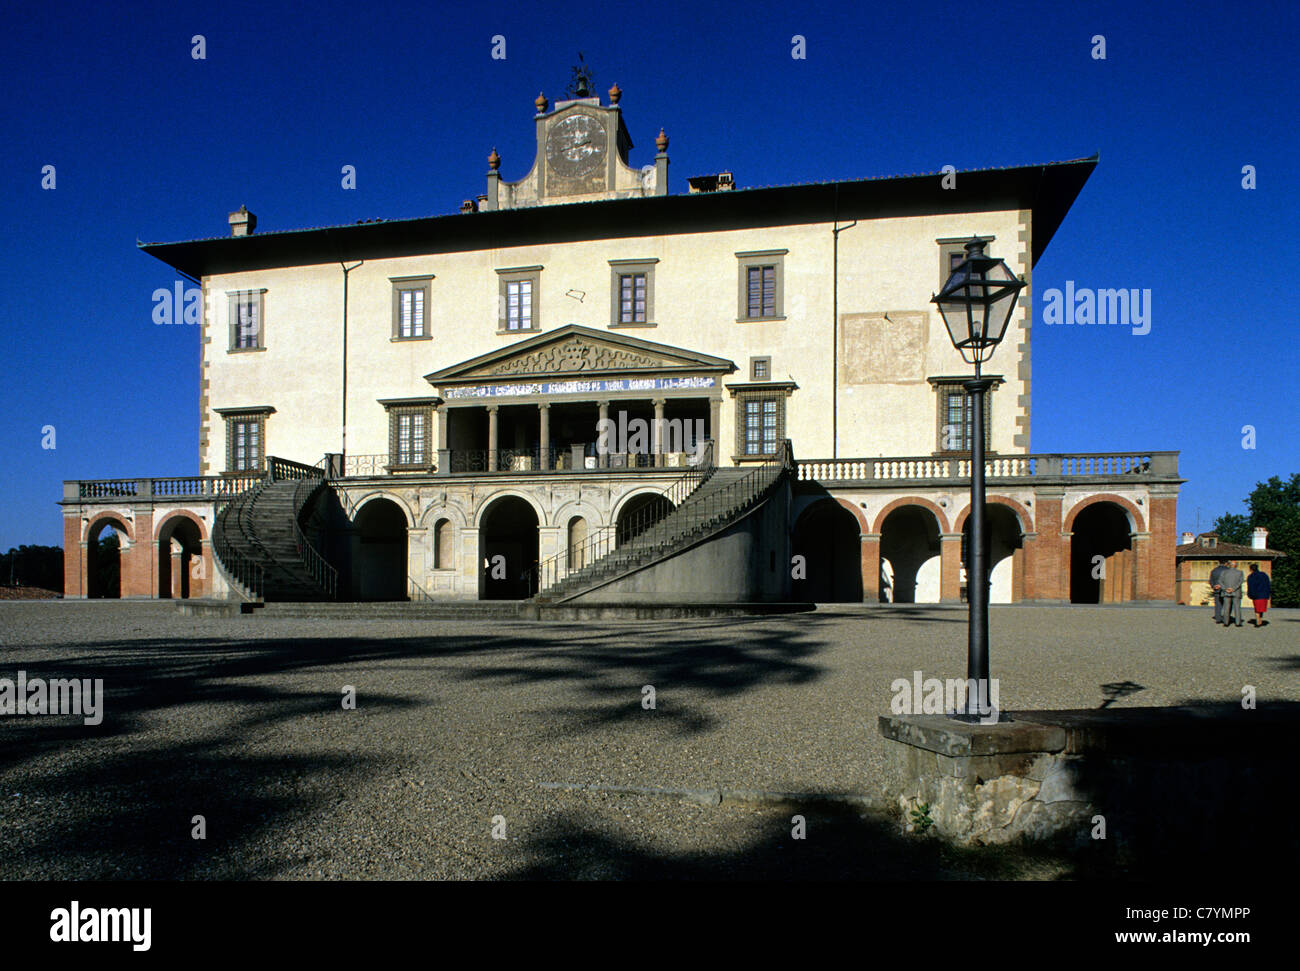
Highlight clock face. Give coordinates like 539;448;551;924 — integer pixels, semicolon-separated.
546;114;607;179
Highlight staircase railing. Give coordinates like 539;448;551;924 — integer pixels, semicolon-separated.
267;455;324;482
525;441;718;595
212;475;271;601
529;440;792;601
409;575;436;602
290;477;338;600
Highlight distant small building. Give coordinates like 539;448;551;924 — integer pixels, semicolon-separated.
1175;529;1284;605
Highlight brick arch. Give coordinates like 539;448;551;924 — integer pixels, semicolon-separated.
154;510;210;599
952;496;1033;534
154;509;208;543
84;513;134;545
796;496;869;534
1064;493;1146;534
873;497;950;535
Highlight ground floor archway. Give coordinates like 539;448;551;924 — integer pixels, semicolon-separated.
792;500;862;602
480;495;539;599
960;504;1024;604
354;498;408;601
157;515;204;599
1070;501;1135;603
86;518;128;599
879;505;941;603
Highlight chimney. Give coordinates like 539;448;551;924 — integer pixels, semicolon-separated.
1252;527;1268;550
1180;531;1193;545
228;205;256;236
460;199;478;214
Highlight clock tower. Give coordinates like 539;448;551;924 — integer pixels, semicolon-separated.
482;82;669;210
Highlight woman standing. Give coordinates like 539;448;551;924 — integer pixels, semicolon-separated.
1245;563;1272;627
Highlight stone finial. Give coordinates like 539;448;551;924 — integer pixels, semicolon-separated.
608;82;622;105
655;128;669;153
488;147;501;172
228;205;256;237
535;92;549;114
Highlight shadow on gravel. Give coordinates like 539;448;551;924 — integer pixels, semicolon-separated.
1;615;842;878
496;802;1120;881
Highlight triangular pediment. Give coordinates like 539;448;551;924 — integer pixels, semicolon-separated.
424;325;735;385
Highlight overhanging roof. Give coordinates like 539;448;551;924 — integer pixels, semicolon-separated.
140;156;1098;278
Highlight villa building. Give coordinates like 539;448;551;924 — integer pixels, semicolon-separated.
61;80;1183;605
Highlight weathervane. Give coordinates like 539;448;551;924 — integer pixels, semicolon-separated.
565;52;594;99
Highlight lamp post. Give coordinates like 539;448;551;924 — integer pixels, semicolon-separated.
931;238;1026;720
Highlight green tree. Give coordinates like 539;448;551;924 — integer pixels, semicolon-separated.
1213;472;1299;607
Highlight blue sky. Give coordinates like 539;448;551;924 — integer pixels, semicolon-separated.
1;0;1296;550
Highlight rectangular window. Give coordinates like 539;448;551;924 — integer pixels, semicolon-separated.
736;249;786;321
620;274;646;323
750;356;771;381
608;259;658;327
497;267;542;332
382;399;438;469
741;398;778;455
507;279;532;331
391;276;433;341
747;266;776;318
396;412;427;466
227;290;266;351
933;381;993;452
400;288;424;337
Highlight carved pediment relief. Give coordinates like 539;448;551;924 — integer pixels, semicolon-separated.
479;336;665;377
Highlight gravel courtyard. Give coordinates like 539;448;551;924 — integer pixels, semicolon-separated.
2;601;1296;880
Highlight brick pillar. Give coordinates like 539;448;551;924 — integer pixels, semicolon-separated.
861;532;880;602
1145;491;1178;601
64;515;84;598
939;533;963;603
1032;489;1067;602
123;510;154;598
1011;543;1026;602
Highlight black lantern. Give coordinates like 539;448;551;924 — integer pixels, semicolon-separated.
933;238;1026;369
931;237;1026;721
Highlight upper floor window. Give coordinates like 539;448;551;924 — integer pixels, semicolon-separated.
608;258;658;327
736;249;787;322
728;381;795;461
215;406;274;472
227;290;266;351
929;376;999;453
496;266;543;333
391;275;433;341
937;236;995;292
380;397;439;470
750;356;771;381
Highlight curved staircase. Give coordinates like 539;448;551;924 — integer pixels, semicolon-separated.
531;441;794;603
212;458;339;602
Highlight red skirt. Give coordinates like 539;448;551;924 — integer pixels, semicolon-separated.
1252;598;1269;614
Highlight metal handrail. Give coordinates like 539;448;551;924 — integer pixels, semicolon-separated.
211;477;269;601
525;440;720;595
529;440;791;600
408;575;436;602
289;477;338;599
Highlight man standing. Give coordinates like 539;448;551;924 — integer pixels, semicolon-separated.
1209;559;1227;624
1218;559;1245;628
1246;563;1271;627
